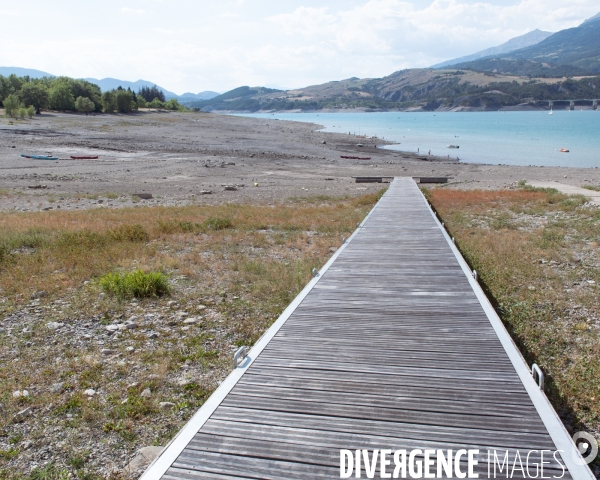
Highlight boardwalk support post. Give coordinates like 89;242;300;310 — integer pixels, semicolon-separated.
532;363;544;389
472;270;478;281
312;268;319;278
233;346;248;369
452;237;455;244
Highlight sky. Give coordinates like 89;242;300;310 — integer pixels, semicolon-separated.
1;0;598;94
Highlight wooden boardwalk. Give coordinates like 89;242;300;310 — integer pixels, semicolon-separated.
143;177;591;479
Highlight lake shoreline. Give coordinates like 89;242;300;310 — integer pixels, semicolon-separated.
1;110;599;215
242;111;600;169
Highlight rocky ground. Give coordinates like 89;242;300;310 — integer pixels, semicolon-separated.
1;109;600;213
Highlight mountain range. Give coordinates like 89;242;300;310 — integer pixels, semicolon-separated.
431;29;553;69
188;11;600;113
447;13;600;75
0;67;219;101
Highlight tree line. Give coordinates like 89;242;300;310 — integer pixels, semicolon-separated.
0;74;186;116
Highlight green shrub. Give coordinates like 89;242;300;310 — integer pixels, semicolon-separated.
56;230;105;250
156;220;202;234
99;270;170;299
1;230;48;253
74;96;95;115
3;94;22;117
203;217;233;230
108;224;149;242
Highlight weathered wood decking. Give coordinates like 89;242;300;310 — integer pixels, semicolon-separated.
142;177;591;479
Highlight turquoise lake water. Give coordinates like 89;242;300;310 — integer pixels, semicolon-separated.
242;111;600;168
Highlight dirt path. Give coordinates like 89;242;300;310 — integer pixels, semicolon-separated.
528;180;600;205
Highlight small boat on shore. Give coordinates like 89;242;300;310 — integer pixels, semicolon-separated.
447;145;459;149
341;155;372;160
70;155;99;159
21;154;59;160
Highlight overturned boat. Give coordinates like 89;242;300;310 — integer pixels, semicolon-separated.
21;154;59;160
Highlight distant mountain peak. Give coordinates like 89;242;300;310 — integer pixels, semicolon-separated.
582;12;600;24
432;29;553;69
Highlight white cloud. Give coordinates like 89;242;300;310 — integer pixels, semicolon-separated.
121;7;146;15
0;0;598;93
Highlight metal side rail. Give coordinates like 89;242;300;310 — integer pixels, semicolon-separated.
422;188;594;479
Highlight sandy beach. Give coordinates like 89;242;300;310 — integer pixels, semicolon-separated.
1;110;599;212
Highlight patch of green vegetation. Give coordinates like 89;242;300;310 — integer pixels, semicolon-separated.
29;463;70;480
490;211;517;230
0;448;19;460
67;451;88;469
108;224;149;242
8;434;23;445
582;185;600;192
79;363;104;388
102;420;137;441
112;392;156;421
99;269;170;299
55;230;106;250
55;394;83;415
156;220;203;234
203;217;233;230
0;229;50;265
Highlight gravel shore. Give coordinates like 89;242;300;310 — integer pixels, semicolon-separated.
1;110;599;212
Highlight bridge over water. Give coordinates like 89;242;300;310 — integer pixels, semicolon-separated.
535;99;599;110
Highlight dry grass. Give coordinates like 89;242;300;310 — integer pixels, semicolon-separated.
0;191;384;478
426;187;600;444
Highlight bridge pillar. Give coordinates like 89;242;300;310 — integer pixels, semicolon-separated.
548;101;553;110
594;100;598;110
569;101;574;111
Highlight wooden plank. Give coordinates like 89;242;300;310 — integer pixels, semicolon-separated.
144;177;584;480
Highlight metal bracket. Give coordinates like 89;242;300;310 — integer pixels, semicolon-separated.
532;363;544;389
233;346;248;369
